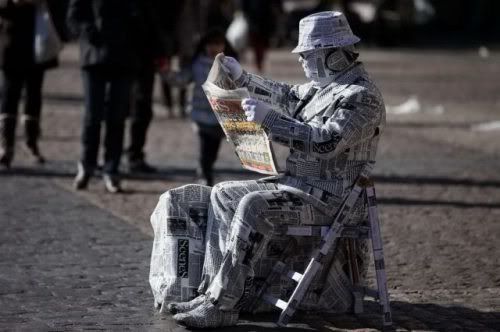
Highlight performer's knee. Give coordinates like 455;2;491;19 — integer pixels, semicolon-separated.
237;192;273;230
160;184;210;206
210;181;239;211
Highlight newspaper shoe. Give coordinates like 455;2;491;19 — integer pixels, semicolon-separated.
173;301;239;328
165;294;206;315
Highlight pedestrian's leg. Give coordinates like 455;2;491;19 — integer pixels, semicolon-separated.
23;68;46;163
149;184;212;310
250;33;268;72
201;127;223;186
80;69;106;173
160;78;173;117
196;126;219;186
178;86;187;118
74;69;106;189
127;65;155;172
102;71;132;192
0;70;24;167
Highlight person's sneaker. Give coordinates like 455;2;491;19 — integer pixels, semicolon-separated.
103;173;122;193
165;295;206;315
128;160;157;173
73;163;91;190
173;301;239;328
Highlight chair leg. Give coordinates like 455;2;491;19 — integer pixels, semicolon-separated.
365;185;392;327
346;238;364;314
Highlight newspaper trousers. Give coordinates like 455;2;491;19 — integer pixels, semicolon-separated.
150;179;368;313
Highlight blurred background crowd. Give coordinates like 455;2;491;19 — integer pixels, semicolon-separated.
49;0;500;48
1;0;499;192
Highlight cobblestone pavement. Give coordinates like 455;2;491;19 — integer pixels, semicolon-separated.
1;45;499;331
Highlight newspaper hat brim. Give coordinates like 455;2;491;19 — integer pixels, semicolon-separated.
291;35;360;53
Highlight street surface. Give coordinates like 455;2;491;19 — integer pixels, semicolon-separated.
1;44;499;331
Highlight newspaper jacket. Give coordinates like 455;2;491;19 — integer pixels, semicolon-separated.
236;62;385;219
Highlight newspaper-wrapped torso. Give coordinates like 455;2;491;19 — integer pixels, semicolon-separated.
236;60;385;205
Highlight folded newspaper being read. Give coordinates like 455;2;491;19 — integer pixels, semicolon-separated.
202;53;278;175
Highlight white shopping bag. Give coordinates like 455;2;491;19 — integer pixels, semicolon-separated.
34;1;62;64
225;11;248;53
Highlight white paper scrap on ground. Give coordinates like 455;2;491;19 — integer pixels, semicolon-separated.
386;96;444;115
471;121;500;132
386;96;420;115
478;46;490;59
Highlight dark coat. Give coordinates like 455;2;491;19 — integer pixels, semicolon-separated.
0;0;58;71
67;0;165;71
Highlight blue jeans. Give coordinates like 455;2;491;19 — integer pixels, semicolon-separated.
80;67;132;175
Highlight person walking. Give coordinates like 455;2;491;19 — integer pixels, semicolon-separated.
125;0;175;174
0;0;59;169
241;0;283;72
67;0;160;192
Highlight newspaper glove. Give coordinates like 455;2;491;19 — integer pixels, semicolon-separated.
221;56;243;81
241;98;271;124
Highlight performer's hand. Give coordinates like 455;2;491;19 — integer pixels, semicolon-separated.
241;98;270;124
221;56;243;81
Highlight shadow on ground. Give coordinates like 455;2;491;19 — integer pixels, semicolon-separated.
153;301;500;332
3;165;500;188
3;166;500;208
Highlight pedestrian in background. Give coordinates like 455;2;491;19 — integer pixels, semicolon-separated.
161;1;199;119
190;29;236;186
0;0;59;169
153;2;181;120
67;0;160;193
241;0;283;72
164;29;237;185
126;0;173;174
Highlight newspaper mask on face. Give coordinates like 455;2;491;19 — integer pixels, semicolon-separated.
299;47;356;87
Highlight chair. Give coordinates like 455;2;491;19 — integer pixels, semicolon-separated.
253;165;392;328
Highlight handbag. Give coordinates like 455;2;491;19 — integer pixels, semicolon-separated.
33;0;62;64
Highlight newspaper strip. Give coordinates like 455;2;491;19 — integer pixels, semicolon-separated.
202;54;278;175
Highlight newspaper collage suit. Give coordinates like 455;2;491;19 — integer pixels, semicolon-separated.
150;60;386;313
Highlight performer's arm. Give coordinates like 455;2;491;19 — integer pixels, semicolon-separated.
234;71;302;117
261;88;384;159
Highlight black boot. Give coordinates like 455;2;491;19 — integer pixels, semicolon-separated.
0;115;16;169
23;116;45;164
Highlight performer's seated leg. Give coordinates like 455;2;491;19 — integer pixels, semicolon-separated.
172;189;334;328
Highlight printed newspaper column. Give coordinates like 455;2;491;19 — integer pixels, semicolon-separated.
202;54;278;175
177;238;191;299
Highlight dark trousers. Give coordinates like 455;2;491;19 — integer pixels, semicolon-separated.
196;123;224;184
127;65;154;162
80;67;132;175
0;68;45;146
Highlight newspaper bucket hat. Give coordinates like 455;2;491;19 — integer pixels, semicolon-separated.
292;11;360;53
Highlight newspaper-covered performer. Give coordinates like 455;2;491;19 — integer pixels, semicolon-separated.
149;11;386;328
